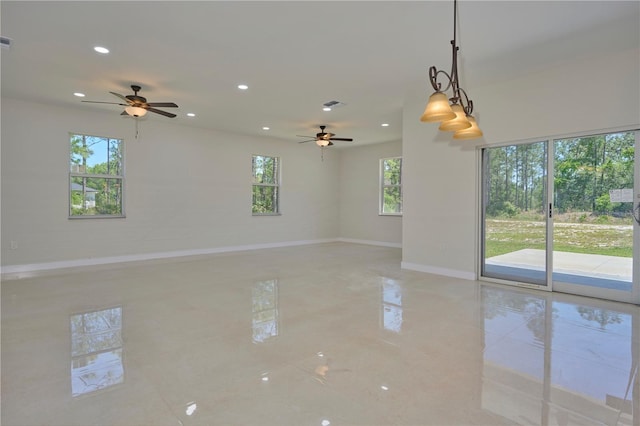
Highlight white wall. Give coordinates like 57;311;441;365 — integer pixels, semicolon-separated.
1;99;341;270
402;47;640;279
339;140;402;246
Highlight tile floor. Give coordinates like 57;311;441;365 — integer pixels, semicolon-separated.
1;242;638;426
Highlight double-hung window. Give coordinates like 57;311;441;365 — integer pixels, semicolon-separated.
69;133;124;218
380;157;402;215
252;155;280;215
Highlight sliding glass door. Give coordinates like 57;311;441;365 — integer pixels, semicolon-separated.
481;130;639;304
481;141;549;287
552;132;637;302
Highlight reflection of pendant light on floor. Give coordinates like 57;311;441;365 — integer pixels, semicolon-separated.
420;0;483;140
125;105;147;117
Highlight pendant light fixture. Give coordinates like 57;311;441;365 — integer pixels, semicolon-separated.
420;0;483;140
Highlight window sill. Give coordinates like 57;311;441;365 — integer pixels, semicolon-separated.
69;215;126;220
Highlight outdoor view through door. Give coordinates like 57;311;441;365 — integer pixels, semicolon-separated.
482;141;548;286
481;131;637;303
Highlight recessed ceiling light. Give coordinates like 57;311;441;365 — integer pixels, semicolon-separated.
238;84;248;90
381;123;390;127
73;92;85;97
323;107;332;112
187;113;196;117
93;46;109;54
262;126;270;130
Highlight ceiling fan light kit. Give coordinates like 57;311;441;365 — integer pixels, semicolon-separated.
125;105;147;117
420;0;483;140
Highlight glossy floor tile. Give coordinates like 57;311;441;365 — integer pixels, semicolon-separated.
2;243;638;426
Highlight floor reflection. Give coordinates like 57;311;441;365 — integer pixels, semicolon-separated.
381;277;403;333
481;285;638;425
5;244;639;425
70;306;124;397
252;279;279;343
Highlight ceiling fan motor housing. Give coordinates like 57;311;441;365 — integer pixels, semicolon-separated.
126;96;147;105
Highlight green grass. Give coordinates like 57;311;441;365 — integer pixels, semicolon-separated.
485;218;633;258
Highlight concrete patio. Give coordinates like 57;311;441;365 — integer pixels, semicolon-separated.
485;249;633;291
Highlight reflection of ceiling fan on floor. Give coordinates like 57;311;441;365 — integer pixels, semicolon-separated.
297;125;354;147
82;85;179;118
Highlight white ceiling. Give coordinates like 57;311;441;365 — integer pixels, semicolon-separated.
2;1;638;147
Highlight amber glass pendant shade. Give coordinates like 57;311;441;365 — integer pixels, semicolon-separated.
420;92;456;122
453;115;483;140
438;104;471;131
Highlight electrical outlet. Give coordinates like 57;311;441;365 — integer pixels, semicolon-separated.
10;240;18;250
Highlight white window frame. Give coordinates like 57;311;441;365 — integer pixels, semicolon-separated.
252;154;280;215
69;133;125;219
380;156;402;215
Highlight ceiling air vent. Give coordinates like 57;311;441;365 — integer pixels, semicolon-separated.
1;36;12;49
323;100;346;108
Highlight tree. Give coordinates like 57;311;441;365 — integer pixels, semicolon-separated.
485;132;634;219
554;132;634;215
484;142;546;217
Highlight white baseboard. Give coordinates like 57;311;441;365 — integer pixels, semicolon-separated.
1;238;339;280
337;238;402;248
401;262;476;281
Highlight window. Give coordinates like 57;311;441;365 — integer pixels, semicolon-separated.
70;134;124;217
252;155;280;215
380;157;402;215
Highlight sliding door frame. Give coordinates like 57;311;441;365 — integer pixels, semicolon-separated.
478;126;639;305
478;136;553;292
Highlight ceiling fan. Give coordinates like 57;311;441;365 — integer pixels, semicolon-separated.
82;85;179;118
297;125;354;147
